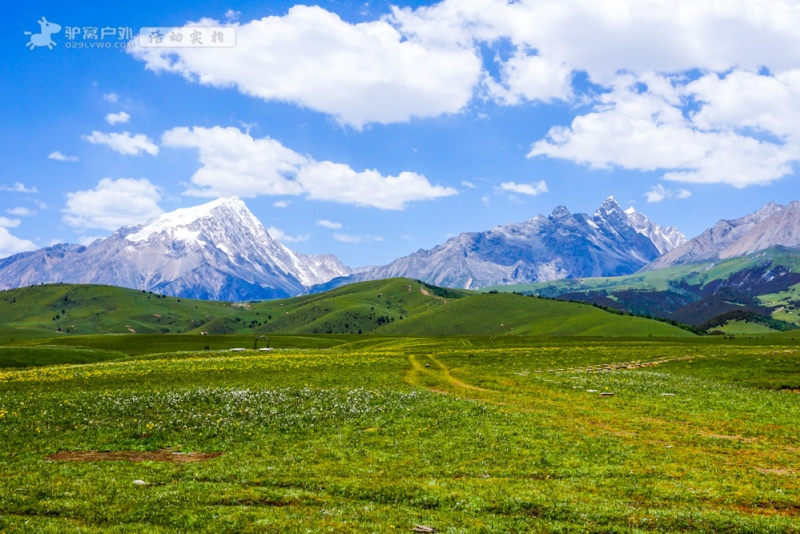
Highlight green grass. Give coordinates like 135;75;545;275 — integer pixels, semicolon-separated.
378;292;693;337
716;320;782;335
0;279;691;343
1;336;800;532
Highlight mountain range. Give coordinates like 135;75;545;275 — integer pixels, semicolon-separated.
350;197;685;289
0;196;798;314
491;200;800;331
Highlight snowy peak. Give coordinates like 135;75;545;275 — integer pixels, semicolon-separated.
124;197;265;244
595;196;623;217
551;206;572;219
0;197;350;300
623;206;686;255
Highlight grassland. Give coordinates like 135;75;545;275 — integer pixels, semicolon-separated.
1;335;800;532
0;282;797;531
0;279;691;343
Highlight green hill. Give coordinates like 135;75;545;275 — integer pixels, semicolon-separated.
483;246;800;332
377;292;691;337
0;278;692;344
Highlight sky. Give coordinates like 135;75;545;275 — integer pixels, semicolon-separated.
3;0;800;267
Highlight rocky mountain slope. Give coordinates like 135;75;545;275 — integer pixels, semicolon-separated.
645;201;800;270
356;197;685;289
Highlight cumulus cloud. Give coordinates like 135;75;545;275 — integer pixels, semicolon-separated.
688;69;800;140
266;226;310;243
162;126;306;198
48;151;79;162
105;111;131;125
83;131;159;156
0;182;38;193
297;161;456;210
127;1;800;187
0;217;36;258
130;6;481;128
500;181;548;196
103;92;119;103
316;219;343;230
393;0;800;85
485;51;573;104
529;74;799;187
0;227;36;259
63;178;164;230
644;184;692;203
333;233;383;244
163;126;457;209
6;207;36;217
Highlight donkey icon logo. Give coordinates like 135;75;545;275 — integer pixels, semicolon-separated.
24;17;62;50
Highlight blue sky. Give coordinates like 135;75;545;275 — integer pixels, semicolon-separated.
3;1;799;266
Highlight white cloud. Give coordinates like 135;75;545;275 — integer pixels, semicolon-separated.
225;9;241;21
125;0;800;145
163;126;307;198
266;226;310;243
481;195;490;205
272;200;290;208
48;151;79;162
529;74;799;187
297;161;456;210
63;178;164;230
83;131;159;156
163;126;457;209
645;184;692;203
0;217;21;228
103;92;119;103
333;233;383;244
485;51;573;104
0;227;36;259
500;180;548;196
6;207;35;217
461;180;476;188
393;0;800;85
129;6;481;128
688;69;800;140
0;182;37;193
105;111;131;125
316;219;343;230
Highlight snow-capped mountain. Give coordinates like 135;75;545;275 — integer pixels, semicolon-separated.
0;197;351;300
624;207;686;255
353;197;685;289
645;201;800;270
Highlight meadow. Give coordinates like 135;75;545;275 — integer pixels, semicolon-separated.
1;335;799;532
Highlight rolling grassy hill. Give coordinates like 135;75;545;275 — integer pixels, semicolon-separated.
0;279;692;345
483;246;800;333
